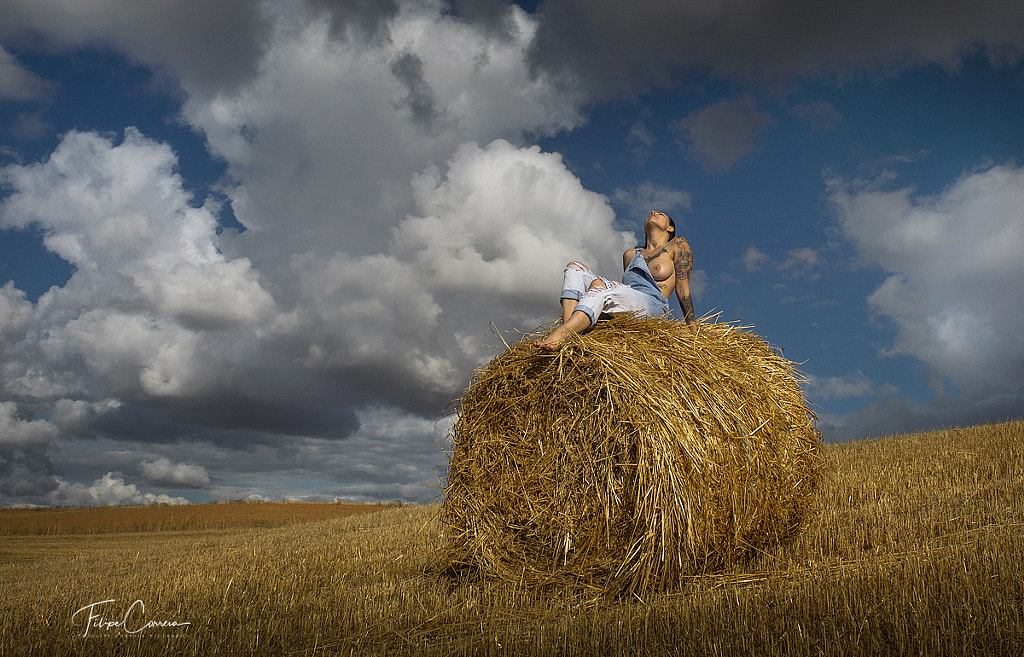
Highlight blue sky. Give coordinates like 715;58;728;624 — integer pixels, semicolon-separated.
1;0;1022;506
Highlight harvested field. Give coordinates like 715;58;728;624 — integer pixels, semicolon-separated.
0;501;394;536
1;420;1022;655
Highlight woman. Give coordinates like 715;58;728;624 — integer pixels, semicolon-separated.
534;211;696;351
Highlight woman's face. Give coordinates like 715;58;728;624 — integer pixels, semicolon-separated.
644;211;672;234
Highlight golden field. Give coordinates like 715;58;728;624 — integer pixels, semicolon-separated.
1;420;1022;656
0;501;399;536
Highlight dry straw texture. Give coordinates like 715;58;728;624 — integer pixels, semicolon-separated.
441;315;822;597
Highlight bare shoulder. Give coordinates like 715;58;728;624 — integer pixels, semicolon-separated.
622;247;637;269
671;236;692;257
671;236;693;277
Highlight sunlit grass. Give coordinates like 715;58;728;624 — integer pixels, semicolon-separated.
2;420;1021;655
0;500;399;536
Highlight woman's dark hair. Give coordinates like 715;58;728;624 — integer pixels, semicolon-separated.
643;214;675;249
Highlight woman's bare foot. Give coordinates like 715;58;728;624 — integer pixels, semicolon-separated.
533;326;570;351
533;310;591;351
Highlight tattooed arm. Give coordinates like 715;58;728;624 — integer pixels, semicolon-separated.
672;237;697;327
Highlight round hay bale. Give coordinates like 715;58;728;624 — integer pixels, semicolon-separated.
440;315;822;596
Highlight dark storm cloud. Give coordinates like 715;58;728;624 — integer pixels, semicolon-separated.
0;0;272;95
526;0;1024;99
308;0;402;45
88;395;360;446
390;51;447;131
0;447;57;500
326;362;464;417
820;391;1024;444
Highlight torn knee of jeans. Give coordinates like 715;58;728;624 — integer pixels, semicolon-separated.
566;261;588;271
584;281;617;298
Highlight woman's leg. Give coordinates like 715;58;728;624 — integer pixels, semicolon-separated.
560;298;578;325
534;309;591;351
535;279;610;351
535;282;669;351
560;261;598;324
562;277;608;323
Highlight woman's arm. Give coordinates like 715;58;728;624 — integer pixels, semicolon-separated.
672;238;696;327
623;248;637;271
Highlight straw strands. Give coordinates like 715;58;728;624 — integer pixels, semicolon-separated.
441;314;822;597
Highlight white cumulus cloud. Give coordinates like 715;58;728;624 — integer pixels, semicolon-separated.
0;129;277;401
829;161;1024;401
0;401;58;448
805;371;897;402
0;282;32;348
298;138;632;397
139;457;210;489
47;472;189;507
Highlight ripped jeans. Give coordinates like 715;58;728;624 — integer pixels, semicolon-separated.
560;260;670;328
